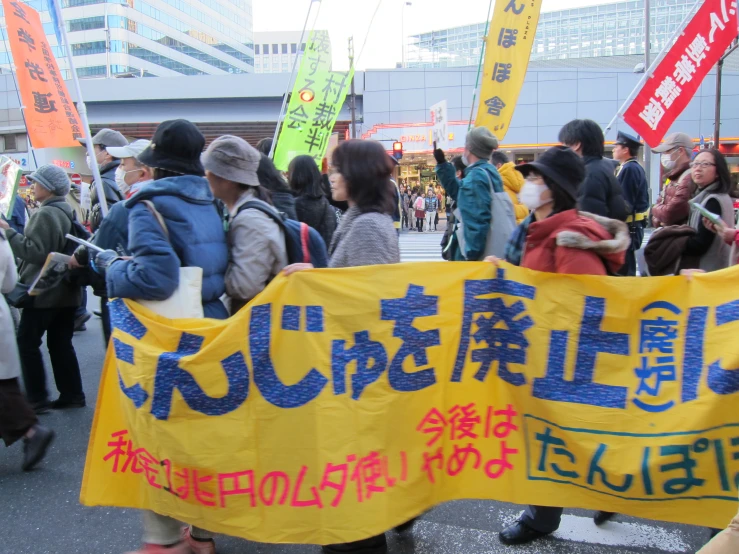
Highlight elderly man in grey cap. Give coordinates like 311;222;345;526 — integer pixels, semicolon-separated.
0;165;86;414
651;131;697;227
433;126;511;261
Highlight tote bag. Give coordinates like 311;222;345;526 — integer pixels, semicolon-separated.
137;200;204;319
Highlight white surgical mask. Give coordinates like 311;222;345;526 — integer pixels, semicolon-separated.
519;180;551;211
661;153;677;171
461;153;469;166
115;166;130;197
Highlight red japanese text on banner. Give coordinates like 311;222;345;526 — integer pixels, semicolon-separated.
2;0;83;148
623;0;738;148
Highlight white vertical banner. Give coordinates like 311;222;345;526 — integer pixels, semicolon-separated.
430;100;449;150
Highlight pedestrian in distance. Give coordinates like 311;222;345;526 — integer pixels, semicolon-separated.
400;184;411;229
0;227;54;471
0;165;87;414
612;131;650;276
435;127;514;260
491;150;529;224
425;187;438;231
490;146;629;546
283;138;400;554
205;135;288;316
288;154;338;246
409;186;418;231
258;153;298;220
558;119;628;222
683;148;735;272
651;132;698;227
414;191;426;232
91;120;229;554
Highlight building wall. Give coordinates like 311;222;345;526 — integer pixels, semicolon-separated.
360;66;738;150
0;0;254;79
253;31;306;74
407;0;695;68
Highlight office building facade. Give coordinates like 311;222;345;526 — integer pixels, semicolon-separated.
0;0;254;79
407;0;695;68
253;31;306;74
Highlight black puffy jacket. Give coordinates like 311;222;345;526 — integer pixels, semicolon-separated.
578;156;628;222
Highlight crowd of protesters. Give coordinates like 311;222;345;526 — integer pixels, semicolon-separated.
0;115;736;554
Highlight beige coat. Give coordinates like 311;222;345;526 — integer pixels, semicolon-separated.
0;230;21;379
226;190;288;315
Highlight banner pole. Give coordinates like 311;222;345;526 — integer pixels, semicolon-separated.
269;0;321;159
51;0;108;216
0;26;39;171
603;0;702;137
468;0;494;131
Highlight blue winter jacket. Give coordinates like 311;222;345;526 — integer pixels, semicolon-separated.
93;200;129;254
106;175;229;320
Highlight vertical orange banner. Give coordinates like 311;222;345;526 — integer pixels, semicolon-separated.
3;0;82;148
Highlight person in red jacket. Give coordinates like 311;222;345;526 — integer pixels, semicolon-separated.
491;145;630;546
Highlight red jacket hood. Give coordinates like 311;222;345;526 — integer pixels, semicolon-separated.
527;210;630;273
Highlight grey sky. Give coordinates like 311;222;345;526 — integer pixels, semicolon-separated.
253;0;618;70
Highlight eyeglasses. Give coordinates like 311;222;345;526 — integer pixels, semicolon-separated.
690;162;716;168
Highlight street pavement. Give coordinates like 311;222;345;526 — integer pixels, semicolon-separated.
0;234;711;553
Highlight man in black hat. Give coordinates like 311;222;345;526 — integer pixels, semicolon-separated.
613;130;650;276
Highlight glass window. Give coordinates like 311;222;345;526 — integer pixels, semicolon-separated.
272;44;278;54
255;44;260;55
263;44;269;54
4;134;17;150
68;16;105;32
71;41;106;56
291;43;297;54
77;65;106;77
281;43;287;54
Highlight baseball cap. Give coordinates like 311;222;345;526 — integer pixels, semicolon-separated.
651;132;694;153
78;128;128;149
106;139;151;160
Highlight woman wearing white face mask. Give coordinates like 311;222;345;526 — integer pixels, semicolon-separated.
493;146;631;547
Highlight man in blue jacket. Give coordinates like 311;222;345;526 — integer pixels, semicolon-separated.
434;126;503;260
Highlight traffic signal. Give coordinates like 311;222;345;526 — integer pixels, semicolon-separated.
392;141;403;160
299;89;315;102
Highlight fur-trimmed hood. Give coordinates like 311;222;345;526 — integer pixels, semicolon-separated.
524;209;630;274
556;211;631;257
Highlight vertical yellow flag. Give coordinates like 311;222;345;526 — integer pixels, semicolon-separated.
475;0;542;140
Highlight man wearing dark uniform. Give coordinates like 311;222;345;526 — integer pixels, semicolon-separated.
613;131;650;276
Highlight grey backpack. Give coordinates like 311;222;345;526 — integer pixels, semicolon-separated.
453;167;517;260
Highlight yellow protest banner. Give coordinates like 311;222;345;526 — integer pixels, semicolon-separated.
82;262;739;544
475;0;542;140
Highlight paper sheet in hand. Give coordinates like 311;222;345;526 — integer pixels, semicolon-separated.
28;253;71;296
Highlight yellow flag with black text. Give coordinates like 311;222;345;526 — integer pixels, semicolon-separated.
475;0;542;139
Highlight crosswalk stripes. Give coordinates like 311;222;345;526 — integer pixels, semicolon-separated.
399;230;446;262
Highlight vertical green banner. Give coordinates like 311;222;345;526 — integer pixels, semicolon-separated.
274;30;354;171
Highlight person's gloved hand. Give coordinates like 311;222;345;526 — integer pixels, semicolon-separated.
72;245;89;267
433;148;446;165
92;249;121;275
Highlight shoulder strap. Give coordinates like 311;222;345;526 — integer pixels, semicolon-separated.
237;200;287;232
140;199;170;241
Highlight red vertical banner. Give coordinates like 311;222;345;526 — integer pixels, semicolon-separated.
623;0;739;148
3;0;82;148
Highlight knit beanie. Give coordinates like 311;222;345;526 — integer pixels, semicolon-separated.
28;164;71;197
465;127;499;160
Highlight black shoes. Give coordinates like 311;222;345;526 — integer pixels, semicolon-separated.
499;520;551;545
31;400;51;415
594;511;616;525
50;396;86;409
74;311;92;332
22;424;54;471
